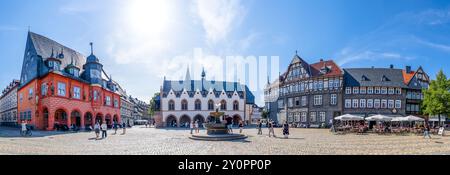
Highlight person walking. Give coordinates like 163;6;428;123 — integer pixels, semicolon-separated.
122;122;126;135
226;117;233;134
257;120;263;135
282;121;289;139
239;120;244;134
94;122;100;139
424;124;432;139
101;122;107;139
190;121;194;134
194;121;199;134
113;121;118;135
268;121;276;137
21;120;27;136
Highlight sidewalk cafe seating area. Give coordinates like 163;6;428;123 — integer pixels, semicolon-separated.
331;114;444;136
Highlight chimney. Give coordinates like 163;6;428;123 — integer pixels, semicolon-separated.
390;64;394;69
406;66;411;73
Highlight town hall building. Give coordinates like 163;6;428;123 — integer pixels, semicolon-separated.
159;68;255;127
17;32;121;130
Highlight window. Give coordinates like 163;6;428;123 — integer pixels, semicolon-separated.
114;99;119;108
208;100;214;110
300;82;305;92
334;79;340;88
360;99;366;108
313;81;318;91
388;100;394;109
301;96;307;106
360;87;366;94
182;100;188;110
353;87;359;94
19;93;23;104
367;87;374;94
374;99;381;109
168;100;175;111
381;87;387;94
57;82;66;96
318;80;323;90
314;95;323;106
345;87;351;94
73;87;81;99
310;112;317;122
388;88;395;95
93;91;99;101
301;112;307;122
375;87;381;94
367;99;373;108
345;99;351;108
381;100;387;108
324;80;329;89
330;94;337;105
395;100;401;109
195;100;202;110
288;98;293;107
28;88;33;98
295;97;300;106
352;99;359;108
220;100;227;110
319;112;326;122
41;83;47;96
396;88;401;95
278;99;284;108
233;101;239;111
106;96;111;106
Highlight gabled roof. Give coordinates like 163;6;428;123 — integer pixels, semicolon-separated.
310;60;342;77
402;70;415;85
29;32;86;70
344;68;407;88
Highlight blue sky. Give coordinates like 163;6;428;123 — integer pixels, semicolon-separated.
1;0;450;106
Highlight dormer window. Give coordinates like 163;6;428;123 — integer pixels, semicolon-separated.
48;61;60;71
382;75;390;81
361;75;370;81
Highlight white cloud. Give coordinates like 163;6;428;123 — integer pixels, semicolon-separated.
337;49;415;66
192;0;247;44
414;37;450;52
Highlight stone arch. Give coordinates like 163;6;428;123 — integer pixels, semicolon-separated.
193;114;205;128
233;100;239;111
166;115;177;127
220;100;227;110
105;114;112;128
95;113;104;125
70;110;82;127
168;100;175;111
84;112;93;128
54;108;68;130
194;99;202;110
179;115;191;127
181;99;188;110
208;99;214;110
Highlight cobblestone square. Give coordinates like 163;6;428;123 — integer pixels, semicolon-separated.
0;126;449;155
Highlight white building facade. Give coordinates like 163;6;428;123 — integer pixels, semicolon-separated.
160;68;255;127
0;80;19;126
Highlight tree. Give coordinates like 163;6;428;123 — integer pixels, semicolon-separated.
148;92;160;118
422;69;450;126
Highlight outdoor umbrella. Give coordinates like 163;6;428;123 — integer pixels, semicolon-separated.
365;115;392;121
335;114;364;121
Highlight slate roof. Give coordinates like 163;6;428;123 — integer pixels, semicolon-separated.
29;32;86;70
162;79;255;103
344;68;408;88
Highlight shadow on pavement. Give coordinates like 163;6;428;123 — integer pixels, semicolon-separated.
0;127;83;138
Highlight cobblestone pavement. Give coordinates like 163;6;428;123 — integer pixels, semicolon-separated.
1;126;449;155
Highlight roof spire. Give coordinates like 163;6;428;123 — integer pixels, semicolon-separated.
50;47;54;58
185;65;191;81
295;50;298;55
28;25;31;32
201;67;206;79
90;42;93;55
